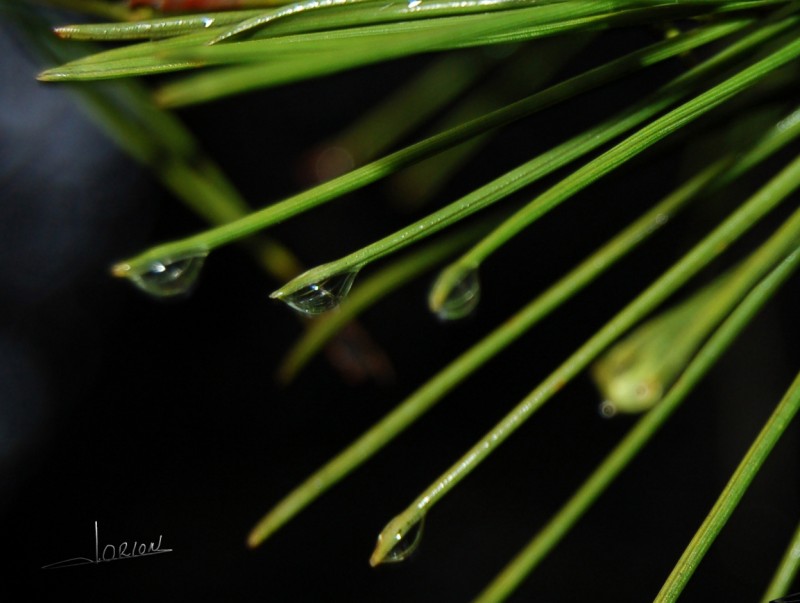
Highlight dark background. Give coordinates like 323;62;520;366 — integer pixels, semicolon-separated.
2;8;799;601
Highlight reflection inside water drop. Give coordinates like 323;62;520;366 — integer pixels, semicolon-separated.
382;517;425;564
124;249;209;299
435;267;480;321
598;400;618;419
280;271;358;316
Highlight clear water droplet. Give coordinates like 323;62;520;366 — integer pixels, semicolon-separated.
280;271;358;317
435;268;480;321
382;517;425;564
598;400;618;418
201;17;216;28
123;249;208;299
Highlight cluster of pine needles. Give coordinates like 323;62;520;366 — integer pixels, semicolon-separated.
5;0;800;600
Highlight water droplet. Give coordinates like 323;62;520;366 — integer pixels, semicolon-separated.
598;400;618;418
591;351;664;415
379;517;425;564
434;268;480;321
122;249;208;299
201;17;216;28
279;271;358;316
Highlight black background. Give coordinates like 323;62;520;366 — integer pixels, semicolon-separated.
2;8;800;602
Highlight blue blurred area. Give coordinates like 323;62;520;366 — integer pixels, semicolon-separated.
0;20;155;510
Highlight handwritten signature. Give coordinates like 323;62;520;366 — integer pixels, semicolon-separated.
42;521;172;569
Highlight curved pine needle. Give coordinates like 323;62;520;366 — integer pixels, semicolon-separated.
52;10;264;40
276;222;488;383
762;518;800;602
655;364;800;602
473;246;800;603
428;12;800;312
276;16;797;307
304;47;514;176
109;23;737;284
209;0;579;44
17;0;800;598
154;4;778;103
592;275;730;414
40;54;302;279
388;40;580;207
368;149;800;566
246;156;726;548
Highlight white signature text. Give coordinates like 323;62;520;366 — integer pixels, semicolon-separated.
42;521;172;569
